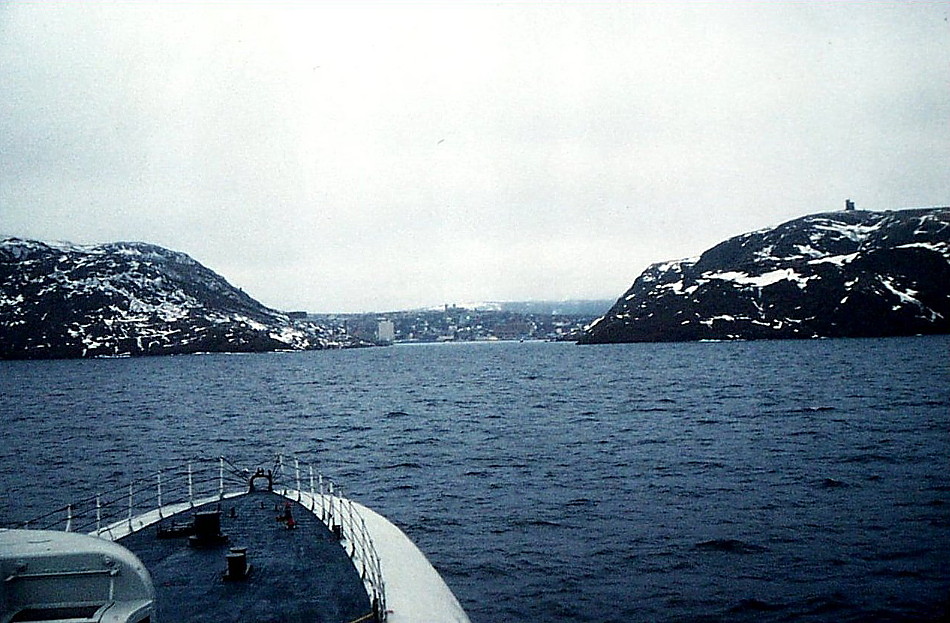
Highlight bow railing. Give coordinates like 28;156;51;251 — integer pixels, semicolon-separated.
13;455;388;621
14;457;246;536
271;456;387;620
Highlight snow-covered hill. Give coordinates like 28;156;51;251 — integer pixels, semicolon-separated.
0;238;352;359
580;207;950;343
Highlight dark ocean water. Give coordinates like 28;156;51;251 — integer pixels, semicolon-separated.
1;336;949;622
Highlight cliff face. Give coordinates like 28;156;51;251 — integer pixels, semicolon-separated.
0;238;345;359
579;208;950;344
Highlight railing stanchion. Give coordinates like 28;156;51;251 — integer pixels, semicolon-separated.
65;505;72;532
157;473;163;519
219;458;224;500
319;474;325;520
188;462;194;507
96;495;102;533
347;498;356;555
309;466;316;511
127;483;133;531
295;459;301;502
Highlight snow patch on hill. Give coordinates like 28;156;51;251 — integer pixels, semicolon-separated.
0;238;356;359
580;208;950;343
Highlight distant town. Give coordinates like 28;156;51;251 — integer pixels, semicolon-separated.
293;301;613;345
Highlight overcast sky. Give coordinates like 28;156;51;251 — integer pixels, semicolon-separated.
2;2;948;312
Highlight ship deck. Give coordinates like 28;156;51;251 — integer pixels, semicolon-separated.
116;490;372;623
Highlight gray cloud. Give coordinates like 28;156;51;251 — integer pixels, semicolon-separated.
2;1;948;312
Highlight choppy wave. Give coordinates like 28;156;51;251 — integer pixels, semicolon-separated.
1;336;948;622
